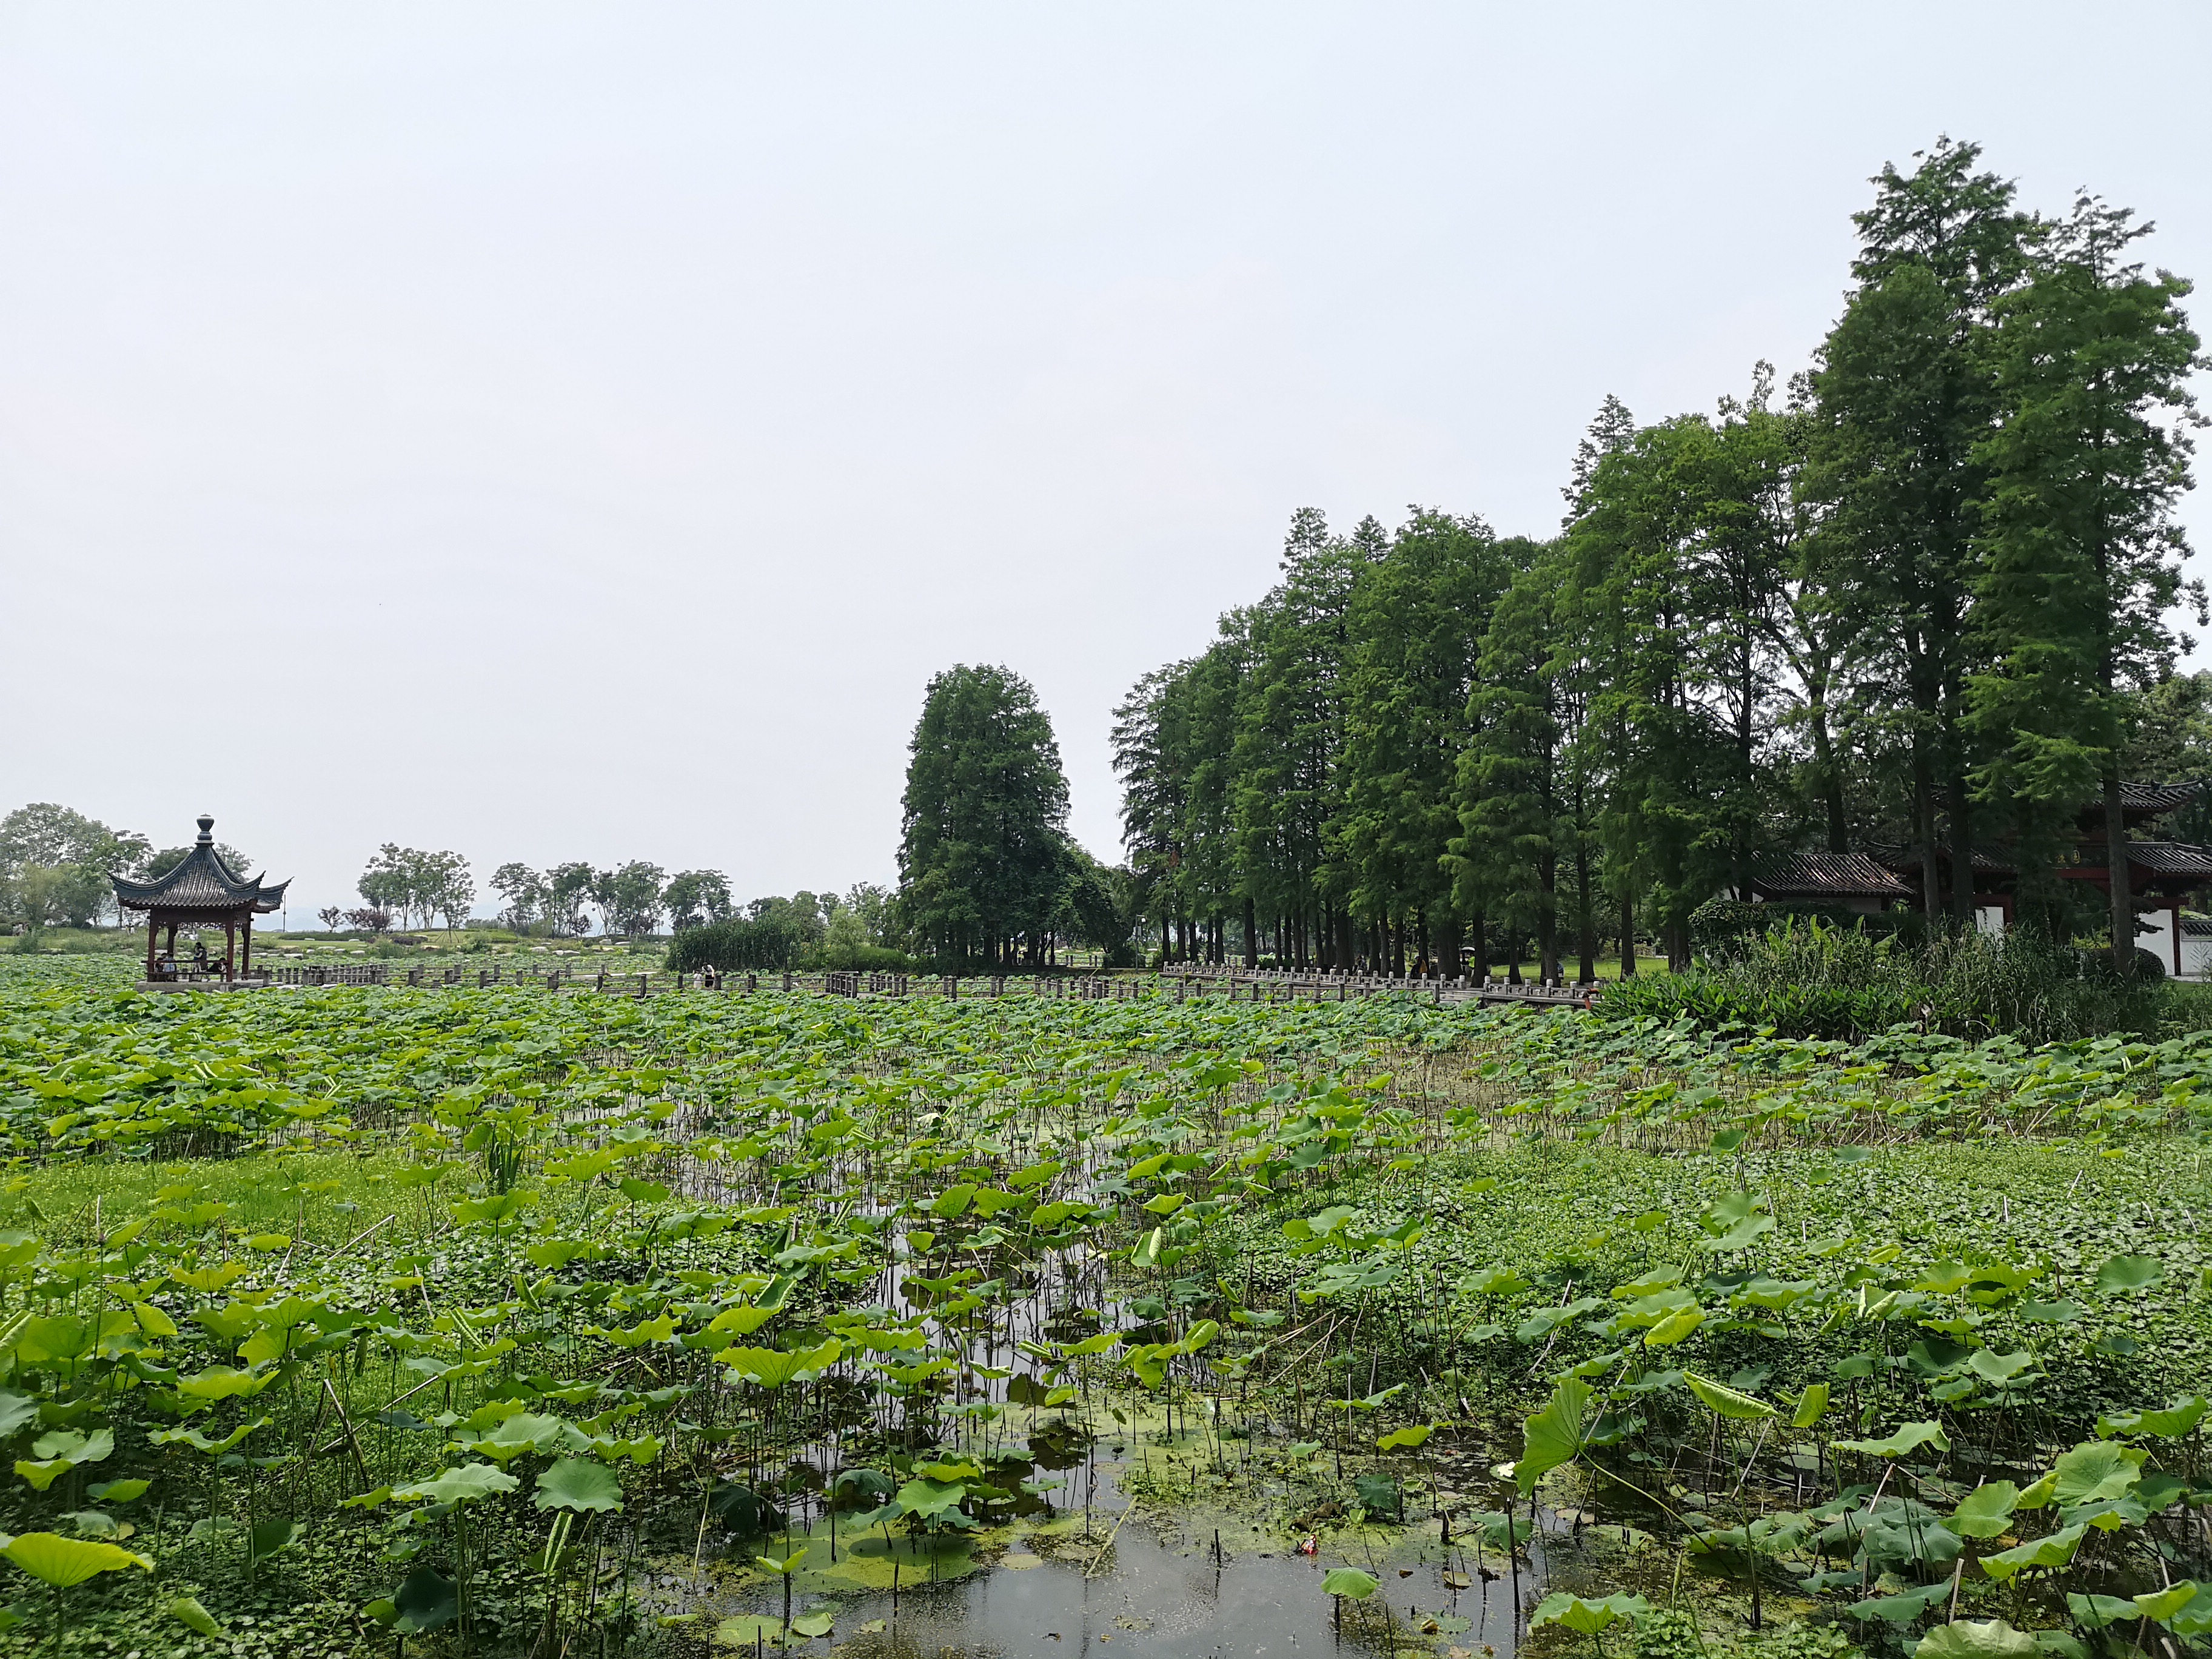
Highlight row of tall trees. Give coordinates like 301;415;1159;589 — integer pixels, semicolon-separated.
1115;141;2204;977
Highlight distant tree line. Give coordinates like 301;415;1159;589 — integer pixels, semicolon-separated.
1115;140;2206;979
0;805;159;931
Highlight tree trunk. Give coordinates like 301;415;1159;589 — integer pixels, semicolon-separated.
2106;771;2136;974
1912;737;1942;920
1618;890;1637;977
1242;896;1256;968
1470;912;1487;982
1948;767;1976;930
1809;694;1848;853
1436;911;1464;980
1575;843;1597;984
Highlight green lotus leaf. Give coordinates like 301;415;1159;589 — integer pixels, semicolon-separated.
167;1597;229;1638
1;1532;152;1589
1686;1373;1774;1419
2098;1396;2207;1439
1531;1592;1650;1636
1951;1482;2020;1539
1516;1375;1589;1496
392;1464;520;1506
1915;1620;2039;1659
1835;1421;1948;1459
390;1566;458;1634
1980;1523;2086;1581
2093;1255;2163;1296
535;1457;624;1513
2050;1439;2143;1510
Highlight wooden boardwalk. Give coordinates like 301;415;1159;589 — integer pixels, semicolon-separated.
255;962;1601;1008
1161;964;1598;1009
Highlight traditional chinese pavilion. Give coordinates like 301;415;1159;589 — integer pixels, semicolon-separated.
112;816;289;989
1871;783;2212;970
1745;783;2212;974
1747;850;1912;914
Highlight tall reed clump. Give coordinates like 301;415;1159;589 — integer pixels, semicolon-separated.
1602;917;2166;1042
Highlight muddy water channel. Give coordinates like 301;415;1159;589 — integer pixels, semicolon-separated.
680;1443;1574;1659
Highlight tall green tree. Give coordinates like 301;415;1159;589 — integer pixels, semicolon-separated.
1808;138;2032;924
1968;193;2205;954
1112;662;1194;962
1450;551;1566;980
1570;416;1740;967
1180;613;1255;963
1232;510;1363;968
1336;508;1512;974
0;804;152;929
897;663;1073;968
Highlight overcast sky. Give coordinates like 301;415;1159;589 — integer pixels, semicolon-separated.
4;5;2209;922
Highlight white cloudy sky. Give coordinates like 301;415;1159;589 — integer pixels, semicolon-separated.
4;4;2208;920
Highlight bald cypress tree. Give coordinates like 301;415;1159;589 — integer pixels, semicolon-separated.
897;664;1071;968
1808;139;2033;925
1968;195;2205;956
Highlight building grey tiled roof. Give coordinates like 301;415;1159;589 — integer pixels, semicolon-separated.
1872;842;2018;877
2120;782;2205;817
1751;850;1912;899
2117;840;2212;878
111;816;289;914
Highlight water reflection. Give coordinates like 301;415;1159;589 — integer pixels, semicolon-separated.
702;1461;1539;1659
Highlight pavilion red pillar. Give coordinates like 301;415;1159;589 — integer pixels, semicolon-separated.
145;914;157;980
224;920;235;984
241;916;252;980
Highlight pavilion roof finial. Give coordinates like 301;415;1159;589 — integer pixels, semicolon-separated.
112;815;287;917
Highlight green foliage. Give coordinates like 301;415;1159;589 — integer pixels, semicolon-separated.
667;916;801;972
0;954;2205;1652
1604;922;2163;1042
898;664;1080;968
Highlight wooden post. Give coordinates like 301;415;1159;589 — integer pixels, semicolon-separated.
241;915;253;980
224;919;236;984
145;913;158;980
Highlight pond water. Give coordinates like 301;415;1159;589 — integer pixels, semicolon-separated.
692;1453;1550;1659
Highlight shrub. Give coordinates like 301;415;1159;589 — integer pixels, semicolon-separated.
665;917;797;973
1690;897;1926;959
806;940;915;973
1603;919;2164;1043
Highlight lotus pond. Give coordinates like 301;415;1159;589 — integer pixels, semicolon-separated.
0;956;2207;1659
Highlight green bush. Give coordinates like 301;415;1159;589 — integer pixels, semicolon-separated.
805;940;916;972
666;917;797;973
1690;896;1926;958
1603;919;2164;1042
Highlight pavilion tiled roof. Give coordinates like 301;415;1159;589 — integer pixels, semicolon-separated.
1872;842;2017;877
1751;850;1912;900
2120;781;2205;817
111;817;288;914
2118;840;2212;878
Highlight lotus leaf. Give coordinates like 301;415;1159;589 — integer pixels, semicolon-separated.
535;1457;624;1513
1915;1620;2039;1659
